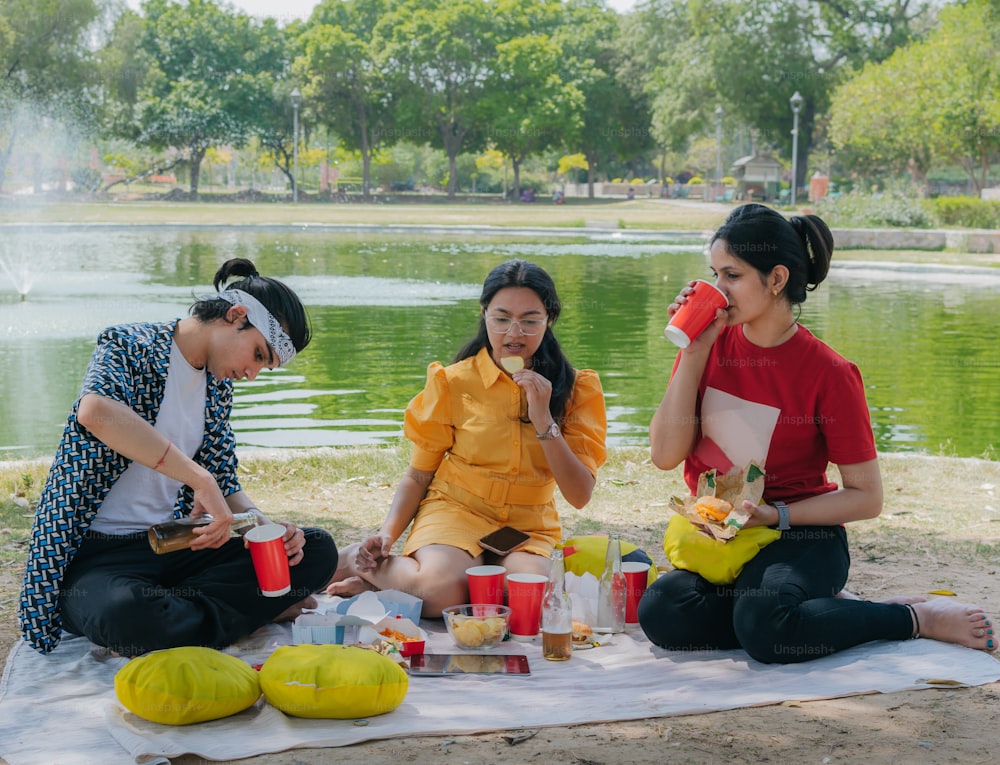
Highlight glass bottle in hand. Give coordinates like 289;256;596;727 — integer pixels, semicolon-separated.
148;511;260;554
541;548;573;661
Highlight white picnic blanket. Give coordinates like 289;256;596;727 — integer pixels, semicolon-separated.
2;616;998;765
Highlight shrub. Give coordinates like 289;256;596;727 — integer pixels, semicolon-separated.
815;187;935;228
930;197;1000;229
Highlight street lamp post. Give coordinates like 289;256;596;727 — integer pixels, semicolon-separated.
714;105;724;202
789;91;803;208
291;87;302;203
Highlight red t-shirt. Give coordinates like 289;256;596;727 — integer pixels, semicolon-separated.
678;325;877;503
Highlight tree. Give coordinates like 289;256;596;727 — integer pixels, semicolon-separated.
478;34;583;200
0;0;101;193
830;0;1000;193
556;0;654;198
621;0;934;194
134;0;285;197
382;0;498;197
296;0;395;197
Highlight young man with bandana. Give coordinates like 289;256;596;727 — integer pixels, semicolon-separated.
19;258;338;656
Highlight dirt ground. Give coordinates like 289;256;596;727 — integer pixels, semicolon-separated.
2;453;998;765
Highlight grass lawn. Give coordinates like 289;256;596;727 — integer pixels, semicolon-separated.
3;196;996;266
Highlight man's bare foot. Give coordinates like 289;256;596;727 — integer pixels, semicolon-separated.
325;575;376;597
836;589;928;605
273;595;318;623
910;599;995;651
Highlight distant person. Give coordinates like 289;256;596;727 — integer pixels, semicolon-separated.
627;187;636;200
639;204;995;663
20;258;338;656
327;259;607;616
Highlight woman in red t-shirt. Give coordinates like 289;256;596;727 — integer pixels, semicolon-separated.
640;204;994;663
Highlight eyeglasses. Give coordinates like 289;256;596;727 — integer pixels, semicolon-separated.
485;315;548;336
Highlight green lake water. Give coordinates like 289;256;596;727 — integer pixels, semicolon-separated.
1;226;997;460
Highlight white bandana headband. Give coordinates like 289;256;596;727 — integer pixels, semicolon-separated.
216;289;297;365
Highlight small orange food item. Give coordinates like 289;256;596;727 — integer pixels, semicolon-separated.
571;620;593;644
379;627;419;643
694;495;733;523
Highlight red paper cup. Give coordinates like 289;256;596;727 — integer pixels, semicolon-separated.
466;564;506;606
622;561;651;624
664;279;729;348
246;523;291;597
506;573;547;641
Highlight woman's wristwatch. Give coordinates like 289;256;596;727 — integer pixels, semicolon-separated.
773;501;791;531
536;421;561;440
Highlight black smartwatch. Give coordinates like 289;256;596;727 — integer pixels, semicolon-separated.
773;501;791;531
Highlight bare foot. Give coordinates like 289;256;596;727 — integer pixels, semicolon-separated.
273;595;318;623
836;589;928;605
325;575;376;597
910;599;995;651
878;594;928;606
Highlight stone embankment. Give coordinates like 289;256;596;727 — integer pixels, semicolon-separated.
832;228;1000;253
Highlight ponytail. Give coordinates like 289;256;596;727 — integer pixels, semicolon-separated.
712;204;834;305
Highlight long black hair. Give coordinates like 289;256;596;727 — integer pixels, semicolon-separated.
190;258;311;352
710;204;834;305
455;259;576;421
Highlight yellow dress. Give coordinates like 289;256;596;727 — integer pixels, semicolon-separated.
402;347;607;557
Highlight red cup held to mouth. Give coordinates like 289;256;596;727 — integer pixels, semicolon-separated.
664;279;729;348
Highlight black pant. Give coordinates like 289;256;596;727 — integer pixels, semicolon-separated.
637;526;913;664
60;527;338;656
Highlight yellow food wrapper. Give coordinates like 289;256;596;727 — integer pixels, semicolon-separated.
668;462;766;542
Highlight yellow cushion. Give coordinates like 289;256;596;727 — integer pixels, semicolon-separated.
562;535;657;585
662;514;782;585
259;644;409;719
114;646;261;726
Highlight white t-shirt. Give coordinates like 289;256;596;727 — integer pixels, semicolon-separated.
89;341;207;535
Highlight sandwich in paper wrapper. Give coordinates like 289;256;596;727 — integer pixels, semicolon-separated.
668;462;766;542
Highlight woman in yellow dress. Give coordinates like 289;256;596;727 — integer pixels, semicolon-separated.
327;259;607;616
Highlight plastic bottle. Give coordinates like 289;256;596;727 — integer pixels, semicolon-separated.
147;511;260;554
596;533;626;633
541;548;573;661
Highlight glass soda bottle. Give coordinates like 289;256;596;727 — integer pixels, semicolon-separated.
596;532;626;633
147;511;260;554
541;548;573;661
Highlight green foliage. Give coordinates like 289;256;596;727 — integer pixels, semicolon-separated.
829;0;1000;192
134;0;288;195
930;197;1000;229
815;187;935;228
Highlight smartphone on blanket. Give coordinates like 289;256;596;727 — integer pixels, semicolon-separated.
479;526;530;556
407;653;531;675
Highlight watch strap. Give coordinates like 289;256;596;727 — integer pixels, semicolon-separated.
536;421;560;440
774;501;791;531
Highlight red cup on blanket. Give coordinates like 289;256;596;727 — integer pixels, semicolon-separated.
664;279;729;348
622;562;651;624
466;565;506;606
506;573;547;641
246;523;291;597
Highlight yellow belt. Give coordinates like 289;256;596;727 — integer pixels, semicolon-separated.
436;459;554;507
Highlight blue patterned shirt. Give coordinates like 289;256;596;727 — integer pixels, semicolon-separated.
19;321;241;653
